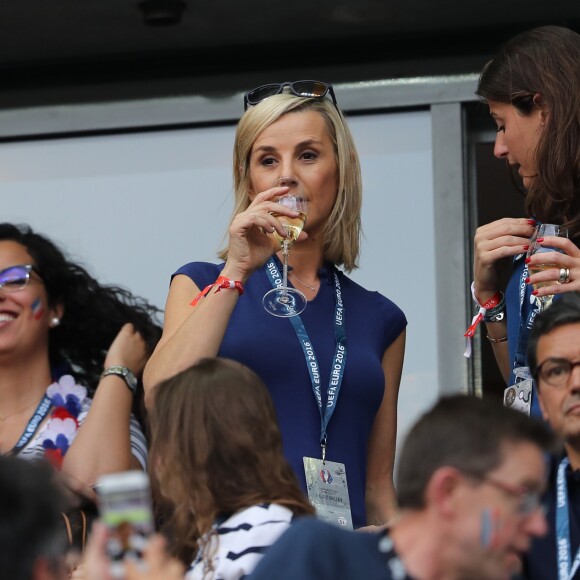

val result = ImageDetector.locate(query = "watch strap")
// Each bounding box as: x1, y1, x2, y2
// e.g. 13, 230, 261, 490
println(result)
101, 365, 137, 394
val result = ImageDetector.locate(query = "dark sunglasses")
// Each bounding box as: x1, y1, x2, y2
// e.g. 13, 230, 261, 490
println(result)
243, 80, 338, 111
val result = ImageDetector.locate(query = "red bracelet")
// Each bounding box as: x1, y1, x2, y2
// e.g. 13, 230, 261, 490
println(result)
464, 283, 504, 358
464, 292, 502, 339
190, 276, 244, 306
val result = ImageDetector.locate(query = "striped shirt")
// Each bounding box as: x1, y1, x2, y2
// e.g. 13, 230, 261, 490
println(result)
18, 395, 148, 469
187, 503, 296, 580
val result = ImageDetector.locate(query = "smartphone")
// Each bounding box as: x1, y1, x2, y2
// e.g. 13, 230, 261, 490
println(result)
95, 470, 154, 579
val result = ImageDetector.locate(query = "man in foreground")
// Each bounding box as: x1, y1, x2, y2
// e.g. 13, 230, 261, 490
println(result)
249, 394, 555, 580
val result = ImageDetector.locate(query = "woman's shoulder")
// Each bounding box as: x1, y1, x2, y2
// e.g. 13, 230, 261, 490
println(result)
171, 261, 224, 282
337, 270, 407, 320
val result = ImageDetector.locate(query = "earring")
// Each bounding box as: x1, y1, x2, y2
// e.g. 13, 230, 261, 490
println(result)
50, 317, 61, 327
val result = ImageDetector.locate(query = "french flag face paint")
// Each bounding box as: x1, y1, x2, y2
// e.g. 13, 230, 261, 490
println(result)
481, 508, 493, 548
31, 297, 45, 321
480, 507, 502, 549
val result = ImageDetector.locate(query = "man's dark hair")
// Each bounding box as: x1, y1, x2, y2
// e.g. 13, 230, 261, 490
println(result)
527, 292, 580, 377
396, 394, 556, 510
0, 456, 68, 579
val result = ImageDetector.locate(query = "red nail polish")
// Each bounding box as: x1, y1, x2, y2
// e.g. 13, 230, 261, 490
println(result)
527, 219, 536, 225
523, 245, 529, 251
537, 237, 544, 243
525, 277, 530, 283
532, 290, 538, 296
525, 258, 531, 264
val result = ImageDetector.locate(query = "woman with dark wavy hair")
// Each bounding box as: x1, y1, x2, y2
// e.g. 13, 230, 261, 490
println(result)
149, 357, 315, 579
0, 222, 161, 485
470, 25, 580, 415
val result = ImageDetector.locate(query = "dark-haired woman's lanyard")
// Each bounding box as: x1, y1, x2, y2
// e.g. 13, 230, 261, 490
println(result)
556, 457, 580, 580
509, 257, 539, 416
265, 259, 353, 529
9, 395, 52, 456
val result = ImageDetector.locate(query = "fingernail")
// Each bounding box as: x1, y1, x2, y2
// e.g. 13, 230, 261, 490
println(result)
536, 237, 544, 243
527, 219, 536, 225
525, 258, 531, 264
532, 290, 538, 296
525, 277, 530, 283
523, 245, 529, 251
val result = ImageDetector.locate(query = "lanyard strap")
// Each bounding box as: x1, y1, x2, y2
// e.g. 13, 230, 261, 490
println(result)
265, 260, 347, 460
513, 259, 539, 373
556, 457, 580, 580
10, 394, 52, 455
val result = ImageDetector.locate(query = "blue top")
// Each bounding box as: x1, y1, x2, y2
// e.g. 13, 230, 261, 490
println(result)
521, 454, 580, 580
173, 258, 407, 529
248, 517, 410, 580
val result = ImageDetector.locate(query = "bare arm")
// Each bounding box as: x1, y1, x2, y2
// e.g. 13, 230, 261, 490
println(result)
141, 270, 242, 406
142, 185, 305, 405
63, 323, 148, 484
473, 217, 535, 381
365, 328, 406, 526
483, 320, 511, 383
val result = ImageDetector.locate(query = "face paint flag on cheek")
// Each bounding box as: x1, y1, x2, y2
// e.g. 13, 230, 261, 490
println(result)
481, 507, 502, 549
31, 298, 44, 320
481, 508, 491, 547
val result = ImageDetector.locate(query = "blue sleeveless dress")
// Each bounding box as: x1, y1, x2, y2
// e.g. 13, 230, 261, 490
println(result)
173, 258, 407, 528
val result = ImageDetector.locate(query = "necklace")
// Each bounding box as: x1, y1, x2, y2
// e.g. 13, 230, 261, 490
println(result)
290, 273, 320, 292
0, 399, 39, 423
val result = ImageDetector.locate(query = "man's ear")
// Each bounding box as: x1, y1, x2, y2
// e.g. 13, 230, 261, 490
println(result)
424, 466, 464, 517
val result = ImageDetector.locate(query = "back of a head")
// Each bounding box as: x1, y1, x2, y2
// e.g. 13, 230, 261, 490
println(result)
396, 394, 556, 510
150, 358, 299, 503
527, 291, 580, 375
0, 456, 67, 580
150, 358, 313, 558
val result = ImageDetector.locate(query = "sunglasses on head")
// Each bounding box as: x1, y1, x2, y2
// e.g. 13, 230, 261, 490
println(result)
0, 264, 38, 293
243, 80, 339, 111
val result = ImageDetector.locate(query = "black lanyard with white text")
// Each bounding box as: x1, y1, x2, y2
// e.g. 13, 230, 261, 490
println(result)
10, 394, 52, 455
265, 260, 347, 460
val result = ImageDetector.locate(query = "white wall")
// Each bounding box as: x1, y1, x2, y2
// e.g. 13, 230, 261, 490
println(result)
0, 109, 438, 457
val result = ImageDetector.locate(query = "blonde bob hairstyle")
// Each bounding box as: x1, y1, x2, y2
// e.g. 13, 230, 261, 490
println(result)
218, 93, 363, 272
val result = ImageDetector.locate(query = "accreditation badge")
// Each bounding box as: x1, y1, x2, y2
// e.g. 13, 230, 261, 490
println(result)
504, 379, 533, 415
303, 457, 353, 530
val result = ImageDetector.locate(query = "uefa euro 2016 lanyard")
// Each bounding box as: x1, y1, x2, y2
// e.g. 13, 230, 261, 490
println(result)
506, 258, 539, 415
265, 259, 346, 460
10, 395, 52, 455
556, 457, 580, 580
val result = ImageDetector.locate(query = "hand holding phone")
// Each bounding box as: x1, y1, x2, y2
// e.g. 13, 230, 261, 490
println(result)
95, 471, 154, 579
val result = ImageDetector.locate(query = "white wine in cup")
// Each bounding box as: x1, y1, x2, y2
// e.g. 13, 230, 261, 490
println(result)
263, 179, 308, 317
527, 223, 568, 312
272, 203, 307, 247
